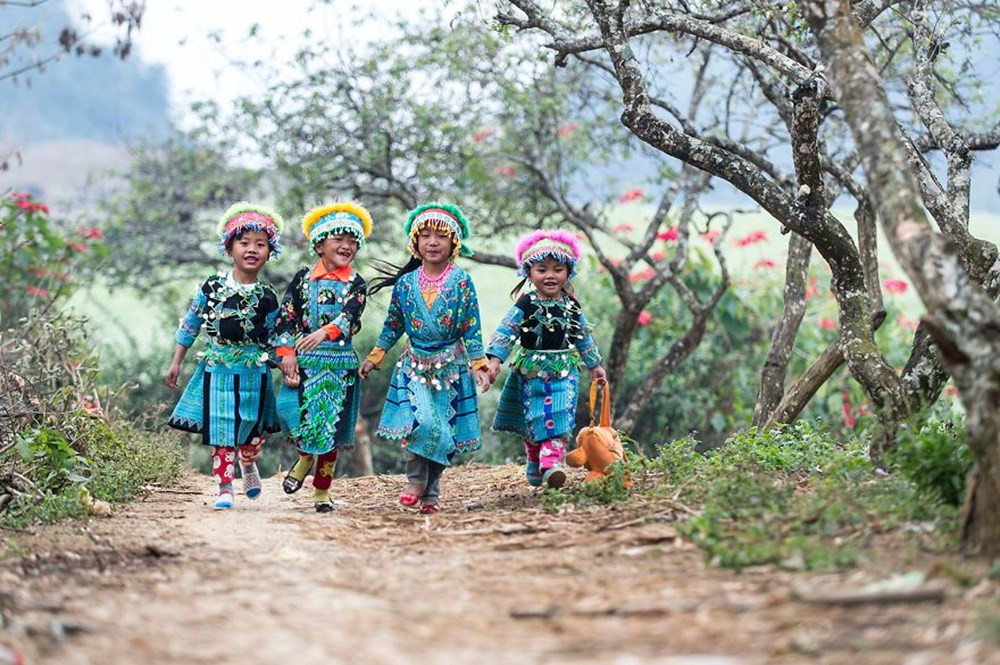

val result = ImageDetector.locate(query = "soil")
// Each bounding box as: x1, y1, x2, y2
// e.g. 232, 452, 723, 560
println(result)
1, 464, 998, 665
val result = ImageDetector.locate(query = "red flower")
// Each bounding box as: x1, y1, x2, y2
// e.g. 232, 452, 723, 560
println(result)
700, 230, 720, 244
15, 199, 32, 210
79, 227, 104, 239
657, 227, 679, 242
558, 122, 580, 137
883, 279, 908, 295
470, 127, 496, 144
28, 203, 49, 214
67, 242, 88, 252
493, 165, 516, 178
753, 259, 775, 270
26, 285, 50, 297
11, 191, 30, 199
637, 310, 653, 326
618, 188, 645, 204
818, 317, 837, 330
841, 391, 856, 428
805, 277, 821, 300
650, 250, 666, 262
613, 223, 634, 234
735, 230, 767, 247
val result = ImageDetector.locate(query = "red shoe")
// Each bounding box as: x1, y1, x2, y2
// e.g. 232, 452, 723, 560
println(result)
419, 501, 441, 514
399, 492, 420, 507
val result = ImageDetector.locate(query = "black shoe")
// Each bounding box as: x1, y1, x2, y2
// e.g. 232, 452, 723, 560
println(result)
315, 501, 334, 513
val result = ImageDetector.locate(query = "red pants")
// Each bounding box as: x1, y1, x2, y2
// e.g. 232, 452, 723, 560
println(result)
211, 438, 263, 484
298, 449, 338, 490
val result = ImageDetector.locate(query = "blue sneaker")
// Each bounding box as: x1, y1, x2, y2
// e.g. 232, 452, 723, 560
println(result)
214, 492, 234, 510
525, 461, 543, 487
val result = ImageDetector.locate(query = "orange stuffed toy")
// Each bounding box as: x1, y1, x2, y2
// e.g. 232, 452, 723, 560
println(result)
566, 379, 631, 488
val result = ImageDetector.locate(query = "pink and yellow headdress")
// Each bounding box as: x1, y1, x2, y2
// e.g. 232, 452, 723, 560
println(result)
514, 229, 583, 278
302, 201, 373, 253
404, 201, 474, 259
217, 201, 285, 257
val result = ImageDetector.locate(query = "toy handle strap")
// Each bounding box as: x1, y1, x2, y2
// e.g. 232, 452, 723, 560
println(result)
588, 378, 611, 428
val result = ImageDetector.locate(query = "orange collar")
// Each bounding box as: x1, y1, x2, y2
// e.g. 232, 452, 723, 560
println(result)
309, 261, 353, 282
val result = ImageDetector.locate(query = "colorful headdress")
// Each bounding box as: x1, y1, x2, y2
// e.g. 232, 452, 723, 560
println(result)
301, 201, 373, 253
404, 201, 474, 259
217, 201, 284, 257
515, 229, 583, 278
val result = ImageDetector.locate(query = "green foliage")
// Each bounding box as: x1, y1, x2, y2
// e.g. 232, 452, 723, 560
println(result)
886, 404, 971, 507
540, 460, 634, 511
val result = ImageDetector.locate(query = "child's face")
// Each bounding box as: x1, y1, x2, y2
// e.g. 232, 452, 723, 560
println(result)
316, 233, 358, 269
528, 258, 569, 298
416, 227, 455, 267
229, 229, 271, 274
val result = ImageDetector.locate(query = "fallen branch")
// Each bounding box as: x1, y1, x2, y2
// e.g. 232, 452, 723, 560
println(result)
793, 585, 946, 606
436, 523, 545, 537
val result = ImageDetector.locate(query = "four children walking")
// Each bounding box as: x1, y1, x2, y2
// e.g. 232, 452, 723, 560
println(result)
167, 200, 609, 511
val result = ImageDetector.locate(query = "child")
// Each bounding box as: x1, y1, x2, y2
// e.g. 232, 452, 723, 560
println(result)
165, 202, 284, 510
358, 202, 491, 514
486, 230, 606, 488
273, 202, 371, 513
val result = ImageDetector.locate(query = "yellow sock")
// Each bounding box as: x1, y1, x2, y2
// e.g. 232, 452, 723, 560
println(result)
289, 454, 313, 481
314, 488, 331, 503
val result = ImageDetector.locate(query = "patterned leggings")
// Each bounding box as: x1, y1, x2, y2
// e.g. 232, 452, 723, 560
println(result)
524, 438, 566, 470
298, 449, 338, 490
211, 437, 264, 485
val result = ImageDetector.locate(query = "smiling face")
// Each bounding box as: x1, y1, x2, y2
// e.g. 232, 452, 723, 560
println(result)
528, 257, 569, 298
228, 229, 271, 275
316, 233, 358, 270
415, 226, 455, 268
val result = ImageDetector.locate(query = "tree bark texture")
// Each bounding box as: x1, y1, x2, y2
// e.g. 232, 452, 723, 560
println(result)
799, 0, 1000, 554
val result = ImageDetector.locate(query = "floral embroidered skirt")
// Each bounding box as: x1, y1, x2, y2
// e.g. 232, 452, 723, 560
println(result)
168, 362, 280, 447
276, 347, 360, 455
376, 345, 481, 466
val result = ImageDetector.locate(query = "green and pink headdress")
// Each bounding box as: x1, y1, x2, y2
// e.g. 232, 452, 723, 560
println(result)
515, 229, 583, 278
217, 201, 285, 257
404, 202, 474, 259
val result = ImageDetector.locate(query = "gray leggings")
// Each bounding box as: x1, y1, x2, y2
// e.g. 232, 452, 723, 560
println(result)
406, 451, 453, 502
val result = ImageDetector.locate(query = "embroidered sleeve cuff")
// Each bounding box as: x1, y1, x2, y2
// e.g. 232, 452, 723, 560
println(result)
322, 323, 342, 341
275, 346, 295, 357
471, 357, 490, 372
365, 347, 387, 369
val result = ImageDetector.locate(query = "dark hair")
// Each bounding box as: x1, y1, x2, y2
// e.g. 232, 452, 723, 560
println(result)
225, 227, 273, 254
368, 256, 422, 296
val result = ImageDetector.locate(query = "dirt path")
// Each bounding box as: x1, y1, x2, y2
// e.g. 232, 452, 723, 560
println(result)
1, 465, 997, 664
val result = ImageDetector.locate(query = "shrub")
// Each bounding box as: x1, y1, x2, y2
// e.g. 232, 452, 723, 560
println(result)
886, 404, 971, 506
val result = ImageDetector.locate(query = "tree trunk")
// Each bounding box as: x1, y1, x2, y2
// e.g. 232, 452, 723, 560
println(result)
753, 232, 812, 426
351, 417, 374, 476
800, 0, 1000, 554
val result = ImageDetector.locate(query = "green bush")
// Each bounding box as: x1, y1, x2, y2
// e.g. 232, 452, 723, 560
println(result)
887, 404, 971, 506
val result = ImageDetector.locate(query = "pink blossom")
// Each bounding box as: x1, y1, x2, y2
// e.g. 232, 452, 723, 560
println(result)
493, 164, 516, 177
67, 242, 87, 252
700, 229, 720, 244
657, 227, 679, 242
805, 277, 821, 300
896, 315, 918, 331
883, 278, 908, 295
26, 285, 49, 297
470, 127, 496, 144
650, 250, 666, 262
753, 259, 775, 270
29, 203, 49, 214
637, 310, 653, 326
628, 267, 656, 283
10, 191, 30, 199
15, 199, 32, 210
558, 122, 580, 137
618, 188, 645, 204
613, 223, 635, 234
735, 230, 767, 247
818, 317, 837, 330
945, 385, 960, 398
79, 227, 104, 239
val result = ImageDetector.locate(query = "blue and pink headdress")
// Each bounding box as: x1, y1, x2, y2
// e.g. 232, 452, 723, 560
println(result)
514, 229, 583, 278
302, 201, 373, 253
217, 202, 285, 257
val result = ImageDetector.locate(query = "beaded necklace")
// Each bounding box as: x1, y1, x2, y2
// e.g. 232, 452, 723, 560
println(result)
417, 263, 453, 291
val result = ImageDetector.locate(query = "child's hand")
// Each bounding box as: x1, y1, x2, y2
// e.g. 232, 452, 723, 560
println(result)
165, 362, 181, 389
590, 365, 607, 383
358, 360, 376, 379
474, 368, 491, 393
487, 357, 501, 383
296, 329, 328, 353
280, 355, 300, 387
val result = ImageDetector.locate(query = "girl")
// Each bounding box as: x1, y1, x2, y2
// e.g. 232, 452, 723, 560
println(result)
486, 230, 606, 488
273, 202, 371, 513
166, 202, 284, 510
358, 202, 490, 514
